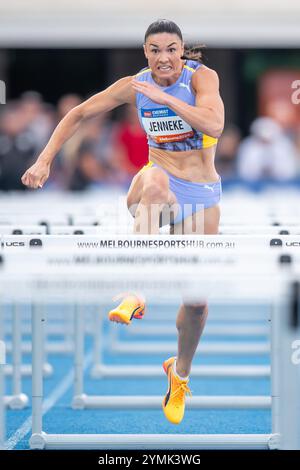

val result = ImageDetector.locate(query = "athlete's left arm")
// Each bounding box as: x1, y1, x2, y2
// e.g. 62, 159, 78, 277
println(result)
165, 67, 224, 138
132, 67, 224, 138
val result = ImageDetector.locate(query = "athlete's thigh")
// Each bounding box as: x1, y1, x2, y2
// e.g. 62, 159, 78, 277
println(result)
201, 204, 220, 234
171, 204, 220, 235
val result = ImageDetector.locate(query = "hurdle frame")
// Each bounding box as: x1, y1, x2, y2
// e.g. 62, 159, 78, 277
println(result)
29, 280, 300, 450
0, 235, 298, 449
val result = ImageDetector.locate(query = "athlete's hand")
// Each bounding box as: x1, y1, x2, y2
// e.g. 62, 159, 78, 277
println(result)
21, 158, 51, 189
131, 79, 168, 105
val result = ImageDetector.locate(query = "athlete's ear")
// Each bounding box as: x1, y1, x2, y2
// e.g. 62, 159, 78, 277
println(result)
143, 44, 148, 59
181, 42, 185, 56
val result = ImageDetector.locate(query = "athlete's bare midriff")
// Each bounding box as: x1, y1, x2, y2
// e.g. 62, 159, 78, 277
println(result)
149, 146, 220, 183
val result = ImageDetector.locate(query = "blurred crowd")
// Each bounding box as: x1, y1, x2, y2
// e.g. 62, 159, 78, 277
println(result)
1, 91, 300, 191
0, 91, 148, 191
216, 98, 300, 185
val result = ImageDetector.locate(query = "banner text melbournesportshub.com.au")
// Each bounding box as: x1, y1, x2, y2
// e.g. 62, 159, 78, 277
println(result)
76, 239, 236, 249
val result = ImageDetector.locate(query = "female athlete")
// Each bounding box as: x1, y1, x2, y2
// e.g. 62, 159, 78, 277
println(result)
21, 19, 224, 425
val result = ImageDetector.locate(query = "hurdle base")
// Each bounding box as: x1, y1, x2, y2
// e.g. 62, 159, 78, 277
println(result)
29, 432, 280, 450
71, 394, 271, 410
4, 393, 29, 410
72, 394, 88, 410
43, 363, 54, 377
30, 432, 47, 450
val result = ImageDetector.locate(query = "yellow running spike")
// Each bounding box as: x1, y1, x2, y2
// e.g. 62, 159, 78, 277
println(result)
108, 294, 145, 325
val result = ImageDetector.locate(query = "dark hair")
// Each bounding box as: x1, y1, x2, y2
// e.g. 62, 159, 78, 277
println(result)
144, 19, 205, 63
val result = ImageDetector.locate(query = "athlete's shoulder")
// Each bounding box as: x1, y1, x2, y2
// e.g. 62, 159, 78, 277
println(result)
194, 64, 219, 81
135, 66, 151, 80
192, 65, 220, 92
105, 75, 136, 105
183, 60, 203, 73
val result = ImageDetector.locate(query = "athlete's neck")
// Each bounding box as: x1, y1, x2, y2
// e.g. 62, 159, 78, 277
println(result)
151, 61, 185, 87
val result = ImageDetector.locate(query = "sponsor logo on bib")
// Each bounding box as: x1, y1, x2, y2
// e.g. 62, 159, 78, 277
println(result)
141, 107, 194, 143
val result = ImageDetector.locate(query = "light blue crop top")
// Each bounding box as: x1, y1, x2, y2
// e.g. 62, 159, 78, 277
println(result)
135, 60, 218, 152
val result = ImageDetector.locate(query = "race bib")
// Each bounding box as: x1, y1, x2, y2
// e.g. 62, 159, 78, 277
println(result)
141, 107, 194, 143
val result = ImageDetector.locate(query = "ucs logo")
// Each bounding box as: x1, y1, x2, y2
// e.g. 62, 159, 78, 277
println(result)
270, 240, 300, 248
270, 239, 282, 247
4, 242, 25, 247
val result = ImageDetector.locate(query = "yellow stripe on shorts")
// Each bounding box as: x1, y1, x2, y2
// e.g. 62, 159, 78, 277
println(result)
140, 161, 154, 173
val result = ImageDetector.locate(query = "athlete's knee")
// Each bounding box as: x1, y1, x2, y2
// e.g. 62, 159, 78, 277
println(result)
185, 302, 208, 316
141, 179, 169, 205
176, 302, 208, 331
126, 173, 143, 216
127, 196, 138, 217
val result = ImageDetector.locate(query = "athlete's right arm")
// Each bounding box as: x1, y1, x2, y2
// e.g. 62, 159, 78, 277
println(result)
21, 76, 135, 189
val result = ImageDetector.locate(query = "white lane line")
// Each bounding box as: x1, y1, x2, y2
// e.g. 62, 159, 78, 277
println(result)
5, 350, 93, 450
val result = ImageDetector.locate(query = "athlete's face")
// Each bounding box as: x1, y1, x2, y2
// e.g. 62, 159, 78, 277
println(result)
143, 33, 184, 81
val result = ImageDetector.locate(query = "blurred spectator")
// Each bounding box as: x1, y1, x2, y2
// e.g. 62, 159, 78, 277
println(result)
66, 114, 119, 191
0, 104, 37, 190
265, 98, 299, 138
112, 104, 148, 182
293, 125, 300, 174
215, 124, 241, 180
237, 117, 299, 182
57, 93, 82, 120
50, 94, 83, 189
19, 91, 54, 151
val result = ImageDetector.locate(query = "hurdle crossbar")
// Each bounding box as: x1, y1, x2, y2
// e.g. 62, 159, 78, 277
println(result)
72, 394, 271, 410
90, 364, 270, 379
29, 432, 279, 450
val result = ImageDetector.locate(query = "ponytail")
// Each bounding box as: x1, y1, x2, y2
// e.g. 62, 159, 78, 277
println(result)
181, 44, 205, 63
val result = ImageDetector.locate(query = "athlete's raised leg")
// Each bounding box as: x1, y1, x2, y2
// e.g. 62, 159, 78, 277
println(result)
108, 166, 178, 325
127, 166, 178, 234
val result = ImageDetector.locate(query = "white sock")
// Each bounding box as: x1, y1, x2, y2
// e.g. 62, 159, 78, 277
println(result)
173, 359, 189, 381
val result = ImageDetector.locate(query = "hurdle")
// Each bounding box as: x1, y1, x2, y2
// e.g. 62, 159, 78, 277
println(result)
26, 267, 299, 449
3, 301, 54, 384
125, 323, 269, 336
92, 297, 271, 378
0, 233, 292, 383
1, 237, 299, 449
109, 340, 270, 356
3, 304, 29, 409
75, 233, 294, 360
4, 304, 97, 357
0, 225, 47, 236
28, 284, 276, 448
219, 225, 300, 235
2, 302, 55, 409
0, 365, 4, 450
73, 304, 271, 410
91, 315, 271, 379
60, 243, 297, 418
0, 305, 5, 449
